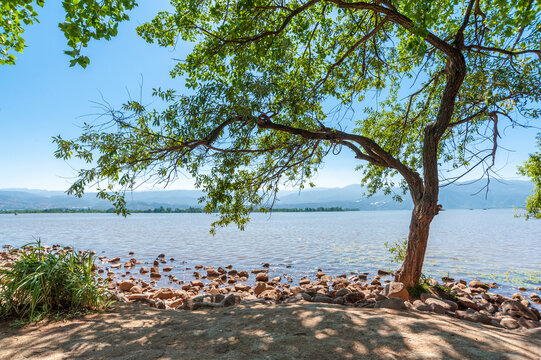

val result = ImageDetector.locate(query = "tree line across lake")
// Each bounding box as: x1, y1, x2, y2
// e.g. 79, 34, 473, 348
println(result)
0, 207, 359, 214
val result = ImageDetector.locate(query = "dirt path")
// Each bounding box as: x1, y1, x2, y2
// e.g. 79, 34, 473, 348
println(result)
0, 302, 539, 360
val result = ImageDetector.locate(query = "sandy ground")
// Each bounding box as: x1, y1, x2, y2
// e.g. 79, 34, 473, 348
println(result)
0, 302, 539, 360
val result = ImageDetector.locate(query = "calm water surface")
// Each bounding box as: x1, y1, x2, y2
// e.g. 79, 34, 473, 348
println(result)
1, 209, 540, 299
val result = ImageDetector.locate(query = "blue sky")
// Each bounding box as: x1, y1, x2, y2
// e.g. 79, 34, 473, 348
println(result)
0, 1, 538, 191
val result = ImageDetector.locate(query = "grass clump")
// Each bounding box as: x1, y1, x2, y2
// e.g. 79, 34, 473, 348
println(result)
0, 241, 111, 323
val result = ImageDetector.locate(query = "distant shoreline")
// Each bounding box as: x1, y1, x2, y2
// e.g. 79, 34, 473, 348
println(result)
0, 207, 361, 214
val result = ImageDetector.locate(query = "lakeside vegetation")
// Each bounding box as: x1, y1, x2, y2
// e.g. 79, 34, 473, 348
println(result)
0, 207, 360, 214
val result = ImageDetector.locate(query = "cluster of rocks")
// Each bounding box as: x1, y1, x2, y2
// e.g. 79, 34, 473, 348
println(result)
2, 244, 541, 334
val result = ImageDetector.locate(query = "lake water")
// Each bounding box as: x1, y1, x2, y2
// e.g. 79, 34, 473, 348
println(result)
1, 209, 540, 300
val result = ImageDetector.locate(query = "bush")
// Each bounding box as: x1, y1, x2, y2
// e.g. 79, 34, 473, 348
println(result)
0, 241, 111, 323
384, 238, 408, 264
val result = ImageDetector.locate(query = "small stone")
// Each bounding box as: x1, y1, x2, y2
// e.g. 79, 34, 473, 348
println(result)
207, 268, 220, 277
153, 288, 176, 300
518, 286, 527, 292
377, 269, 391, 276
254, 282, 267, 296
163, 266, 173, 272
468, 280, 490, 290
130, 286, 143, 294
109, 257, 120, 263
255, 272, 268, 282
116, 279, 135, 291
299, 278, 310, 286
222, 294, 241, 307
139, 266, 149, 274
191, 280, 204, 287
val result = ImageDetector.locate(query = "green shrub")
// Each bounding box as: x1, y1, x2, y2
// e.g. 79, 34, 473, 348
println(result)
0, 241, 111, 323
384, 238, 408, 264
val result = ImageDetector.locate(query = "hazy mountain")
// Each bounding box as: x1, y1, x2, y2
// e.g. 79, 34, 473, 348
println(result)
0, 180, 533, 211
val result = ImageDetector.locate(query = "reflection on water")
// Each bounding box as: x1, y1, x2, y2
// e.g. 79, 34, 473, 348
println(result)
0, 209, 540, 299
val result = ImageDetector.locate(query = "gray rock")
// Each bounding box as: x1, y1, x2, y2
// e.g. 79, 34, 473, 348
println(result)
500, 317, 520, 329
374, 297, 406, 310
456, 310, 491, 325
313, 294, 334, 304
222, 294, 241, 307
429, 303, 446, 314
424, 296, 458, 311
502, 300, 539, 321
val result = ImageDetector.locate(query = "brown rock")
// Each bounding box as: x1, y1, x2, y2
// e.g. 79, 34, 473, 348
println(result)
313, 295, 334, 304
383, 282, 409, 302
153, 288, 175, 300
130, 286, 143, 294
254, 282, 267, 296
458, 297, 481, 311
110, 263, 122, 269
116, 279, 136, 292
139, 266, 149, 274
191, 280, 204, 288
255, 272, 269, 282
238, 270, 249, 278
163, 266, 173, 272
109, 257, 121, 263
207, 268, 220, 277
299, 278, 310, 286
377, 269, 391, 276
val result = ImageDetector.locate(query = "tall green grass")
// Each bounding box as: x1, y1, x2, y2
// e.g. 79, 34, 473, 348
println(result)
0, 241, 111, 323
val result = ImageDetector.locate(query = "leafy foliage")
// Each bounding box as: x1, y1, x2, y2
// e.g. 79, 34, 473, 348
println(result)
0, 241, 111, 323
384, 238, 408, 264
54, 0, 541, 233
0, 0, 137, 66
518, 134, 541, 218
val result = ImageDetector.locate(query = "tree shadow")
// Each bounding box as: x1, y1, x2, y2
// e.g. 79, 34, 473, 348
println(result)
0, 302, 539, 359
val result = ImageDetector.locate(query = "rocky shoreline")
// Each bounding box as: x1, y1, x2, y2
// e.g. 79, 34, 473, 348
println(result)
1, 244, 540, 336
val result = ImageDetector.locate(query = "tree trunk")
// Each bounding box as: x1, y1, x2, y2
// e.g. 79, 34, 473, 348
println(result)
395, 200, 438, 288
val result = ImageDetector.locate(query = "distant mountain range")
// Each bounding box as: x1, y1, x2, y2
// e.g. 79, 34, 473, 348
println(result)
0, 180, 533, 211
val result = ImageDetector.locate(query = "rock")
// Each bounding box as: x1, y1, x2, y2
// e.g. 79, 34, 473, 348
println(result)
517, 317, 541, 329
139, 266, 149, 274
150, 272, 161, 279
424, 296, 458, 311
191, 280, 204, 288
255, 273, 268, 282
335, 288, 350, 298
207, 268, 220, 277
313, 295, 334, 304
500, 317, 520, 329
238, 270, 249, 278
518, 286, 527, 292
155, 300, 166, 310
456, 310, 492, 325
153, 288, 176, 300
383, 282, 409, 302
428, 303, 446, 314
262, 262, 270, 268
254, 282, 267, 296
344, 292, 365, 303
130, 286, 143, 294
468, 280, 490, 290
91, 263, 98, 272
457, 297, 481, 311
110, 263, 122, 269
109, 257, 121, 263
222, 294, 241, 307
530, 293, 541, 304
234, 283, 248, 291
127, 293, 149, 301
163, 266, 173, 272
412, 300, 431, 312
502, 300, 539, 321
116, 279, 136, 291
299, 278, 310, 286
374, 297, 406, 310
377, 269, 391, 276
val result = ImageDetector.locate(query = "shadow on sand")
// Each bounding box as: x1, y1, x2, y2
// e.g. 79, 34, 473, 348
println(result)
0, 302, 539, 359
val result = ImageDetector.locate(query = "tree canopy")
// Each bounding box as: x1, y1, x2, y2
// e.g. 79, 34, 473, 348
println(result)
53, 0, 541, 286
0, 0, 137, 66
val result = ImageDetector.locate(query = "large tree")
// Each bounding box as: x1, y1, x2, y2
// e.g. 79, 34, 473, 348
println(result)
54, 0, 541, 288
1, 0, 137, 66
